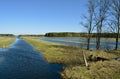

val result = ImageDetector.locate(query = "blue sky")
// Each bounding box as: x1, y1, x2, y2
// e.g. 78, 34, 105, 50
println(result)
0, 0, 87, 35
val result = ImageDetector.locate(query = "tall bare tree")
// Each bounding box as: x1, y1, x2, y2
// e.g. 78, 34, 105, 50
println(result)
111, 0, 120, 50
81, 0, 96, 50
94, 0, 110, 49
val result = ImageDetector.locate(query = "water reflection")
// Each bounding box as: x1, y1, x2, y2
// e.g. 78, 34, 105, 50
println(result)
0, 38, 62, 79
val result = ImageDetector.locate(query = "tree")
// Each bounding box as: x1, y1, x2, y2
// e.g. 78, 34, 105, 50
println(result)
81, 0, 96, 50
94, 0, 110, 49
111, 0, 120, 50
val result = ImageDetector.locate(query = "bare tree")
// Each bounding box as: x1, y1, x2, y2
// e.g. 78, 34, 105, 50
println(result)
94, 0, 110, 49
81, 0, 96, 50
111, 0, 120, 50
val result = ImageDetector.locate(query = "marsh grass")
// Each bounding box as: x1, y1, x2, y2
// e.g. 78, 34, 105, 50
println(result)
88, 50, 118, 59
62, 60, 120, 79
23, 37, 120, 79
23, 37, 87, 65
0, 37, 15, 48
23, 37, 119, 64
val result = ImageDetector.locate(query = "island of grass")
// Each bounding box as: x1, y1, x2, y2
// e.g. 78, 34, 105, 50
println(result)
0, 37, 15, 48
23, 37, 120, 79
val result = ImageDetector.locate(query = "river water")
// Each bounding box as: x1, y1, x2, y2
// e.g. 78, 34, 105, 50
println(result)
0, 38, 62, 79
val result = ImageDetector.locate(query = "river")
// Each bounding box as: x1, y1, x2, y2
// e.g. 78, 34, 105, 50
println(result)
0, 38, 62, 79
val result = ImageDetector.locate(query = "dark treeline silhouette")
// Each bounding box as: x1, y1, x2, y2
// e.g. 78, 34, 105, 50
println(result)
45, 32, 119, 38
45, 32, 86, 37
0, 34, 14, 37
19, 34, 44, 37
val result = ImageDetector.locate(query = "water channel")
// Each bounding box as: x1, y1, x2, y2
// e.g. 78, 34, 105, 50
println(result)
0, 38, 62, 79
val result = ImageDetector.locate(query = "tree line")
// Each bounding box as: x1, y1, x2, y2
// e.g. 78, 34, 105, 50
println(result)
45, 32, 120, 38
45, 32, 86, 37
0, 34, 14, 36
81, 0, 120, 50
19, 34, 44, 37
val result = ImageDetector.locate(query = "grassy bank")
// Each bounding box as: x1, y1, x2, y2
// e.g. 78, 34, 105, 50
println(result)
23, 37, 120, 79
62, 60, 120, 79
23, 37, 85, 65
0, 37, 15, 48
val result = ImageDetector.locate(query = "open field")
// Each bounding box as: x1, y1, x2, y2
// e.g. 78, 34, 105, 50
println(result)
23, 37, 120, 79
0, 37, 15, 48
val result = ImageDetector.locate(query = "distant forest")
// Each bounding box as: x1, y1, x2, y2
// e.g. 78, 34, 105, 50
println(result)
0, 33, 119, 38
45, 32, 119, 38
19, 34, 44, 37
0, 34, 14, 36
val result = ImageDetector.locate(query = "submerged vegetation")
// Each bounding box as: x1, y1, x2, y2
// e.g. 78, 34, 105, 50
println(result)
23, 37, 120, 79
0, 37, 15, 48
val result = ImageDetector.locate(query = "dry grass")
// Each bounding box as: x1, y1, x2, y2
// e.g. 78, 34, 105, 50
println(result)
88, 50, 118, 60
0, 37, 15, 48
62, 61, 120, 79
23, 37, 118, 64
23, 37, 120, 79
23, 37, 87, 65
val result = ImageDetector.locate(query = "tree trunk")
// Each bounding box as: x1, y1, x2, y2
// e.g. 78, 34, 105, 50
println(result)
87, 37, 90, 50
96, 27, 101, 50
115, 17, 119, 50
115, 34, 119, 50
